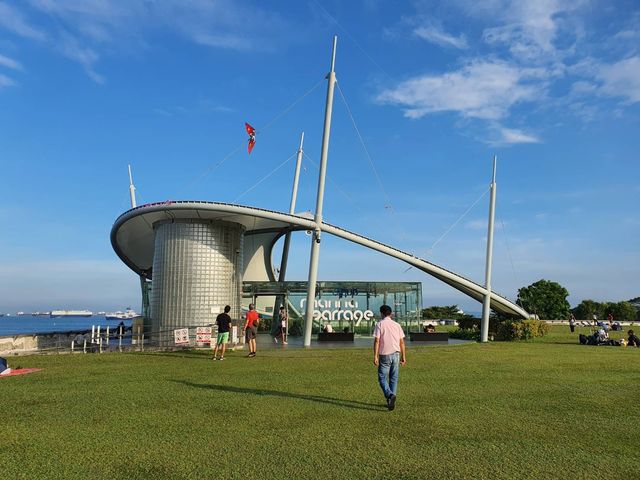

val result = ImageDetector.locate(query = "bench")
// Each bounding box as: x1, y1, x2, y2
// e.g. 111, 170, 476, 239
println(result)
409, 332, 449, 342
317, 332, 355, 342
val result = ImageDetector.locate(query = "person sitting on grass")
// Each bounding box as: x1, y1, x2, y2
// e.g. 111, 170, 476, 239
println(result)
627, 330, 640, 347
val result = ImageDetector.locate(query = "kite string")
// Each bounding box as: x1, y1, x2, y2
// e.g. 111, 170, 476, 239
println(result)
233, 152, 297, 203
173, 77, 325, 198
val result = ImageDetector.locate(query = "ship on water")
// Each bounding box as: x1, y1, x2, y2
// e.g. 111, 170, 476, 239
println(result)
50, 310, 93, 318
105, 308, 138, 320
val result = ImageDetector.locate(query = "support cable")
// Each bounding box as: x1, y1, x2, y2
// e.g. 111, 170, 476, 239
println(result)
311, 0, 395, 83
336, 81, 394, 212
303, 152, 362, 212
498, 216, 528, 308
233, 152, 297, 203
403, 187, 490, 272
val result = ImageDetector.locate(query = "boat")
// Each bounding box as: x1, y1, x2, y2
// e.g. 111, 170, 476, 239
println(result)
105, 308, 138, 320
50, 310, 93, 318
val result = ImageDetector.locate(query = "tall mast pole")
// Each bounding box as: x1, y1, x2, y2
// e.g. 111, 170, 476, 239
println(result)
272, 133, 305, 334
303, 36, 337, 347
480, 156, 497, 343
128, 164, 137, 208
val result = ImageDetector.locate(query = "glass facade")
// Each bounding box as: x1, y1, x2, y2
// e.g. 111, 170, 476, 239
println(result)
150, 220, 244, 343
242, 280, 422, 334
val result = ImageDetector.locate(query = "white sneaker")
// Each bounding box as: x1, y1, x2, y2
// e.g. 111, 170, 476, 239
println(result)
274, 338, 278, 344
283, 341, 288, 344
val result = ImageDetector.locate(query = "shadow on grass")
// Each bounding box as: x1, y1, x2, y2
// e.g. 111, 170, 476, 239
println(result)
174, 380, 387, 412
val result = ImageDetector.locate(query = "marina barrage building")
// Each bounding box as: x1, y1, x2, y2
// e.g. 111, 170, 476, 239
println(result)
110, 200, 527, 346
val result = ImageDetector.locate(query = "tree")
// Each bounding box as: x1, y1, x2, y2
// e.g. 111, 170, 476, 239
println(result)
572, 300, 604, 321
606, 301, 638, 322
421, 305, 475, 320
517, 279, 570, 320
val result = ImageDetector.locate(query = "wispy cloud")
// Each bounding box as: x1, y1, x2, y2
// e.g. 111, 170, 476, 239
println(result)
0, 1, 287, 83
377, 60, 544, 120
57, 32, 104, 84
0, 53, 23, 71
0, 73, 16, 88
493, 126, 540, 145
596, 56, 640, 103
0, 1, 46, 40
414, 22, 468, 49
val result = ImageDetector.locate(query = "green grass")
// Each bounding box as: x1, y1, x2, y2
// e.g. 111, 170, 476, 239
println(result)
2, 328, 639, 480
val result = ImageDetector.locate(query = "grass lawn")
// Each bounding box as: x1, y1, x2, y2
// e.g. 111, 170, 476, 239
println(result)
2, 326, 639, 479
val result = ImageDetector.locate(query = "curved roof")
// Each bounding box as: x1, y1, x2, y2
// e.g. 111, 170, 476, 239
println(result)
111, 200, 530, 318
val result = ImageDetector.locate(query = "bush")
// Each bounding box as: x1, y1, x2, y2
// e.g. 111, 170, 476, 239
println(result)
288, 319, 303, 337
449, 328, 480, 341
496, 319, 549, 340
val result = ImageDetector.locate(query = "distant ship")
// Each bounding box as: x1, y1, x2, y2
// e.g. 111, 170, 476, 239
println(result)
31, 312, 51, 317
50, 310, 93, 318
105, 308, 138, 320
17, 311, 26, 316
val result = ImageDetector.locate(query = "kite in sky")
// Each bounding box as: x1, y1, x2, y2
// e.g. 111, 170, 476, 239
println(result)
245, 122, 256, 154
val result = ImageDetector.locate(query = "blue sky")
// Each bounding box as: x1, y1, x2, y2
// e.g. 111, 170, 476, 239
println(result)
0, 0, 638, 313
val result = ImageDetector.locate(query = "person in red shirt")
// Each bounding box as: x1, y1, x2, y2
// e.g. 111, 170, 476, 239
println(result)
243, 304, 259, 357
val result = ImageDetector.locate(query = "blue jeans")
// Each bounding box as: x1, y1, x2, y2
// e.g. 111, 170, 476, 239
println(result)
377, 352, 400, 399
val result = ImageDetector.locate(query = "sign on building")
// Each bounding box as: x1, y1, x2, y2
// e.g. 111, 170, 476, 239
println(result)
196, 327, 212, 345
174, 328, 189, 345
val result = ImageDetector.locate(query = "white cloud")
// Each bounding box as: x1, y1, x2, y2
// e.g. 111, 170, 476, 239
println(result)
377, 60, 544, 120
475, 0, 583, 62
57, 32, 104, 84
0, 1, 46, 40
0, 0, 286, 83
465, 219, 487, 230
414, 23, 468, 49
0, 53, 23, 71
596, 56, 640, 103
495, 126, 540, 144
0, 73, 16, 88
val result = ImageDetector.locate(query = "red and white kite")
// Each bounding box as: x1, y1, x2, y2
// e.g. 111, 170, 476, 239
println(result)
245, 122, 256, 154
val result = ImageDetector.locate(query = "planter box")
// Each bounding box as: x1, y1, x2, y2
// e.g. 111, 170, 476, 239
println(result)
317, 332, 355, 342
409, 332, 449, 342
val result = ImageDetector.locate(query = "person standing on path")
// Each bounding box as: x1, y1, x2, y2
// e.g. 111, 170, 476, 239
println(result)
274, 306, 288, 344
373, 304, 406, 411
243, 304, 259, 357
212, 305, 232, 361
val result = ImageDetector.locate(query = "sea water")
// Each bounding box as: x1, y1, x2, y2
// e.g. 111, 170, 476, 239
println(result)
0, 315, 134, 337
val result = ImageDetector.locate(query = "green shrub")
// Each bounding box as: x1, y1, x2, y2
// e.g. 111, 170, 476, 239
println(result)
496, 319, 549, 340
288, 319, 303, 337
449, 328, 480, 341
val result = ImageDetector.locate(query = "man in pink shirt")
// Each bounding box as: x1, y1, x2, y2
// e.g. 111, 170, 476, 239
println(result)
373, 304, 406, 411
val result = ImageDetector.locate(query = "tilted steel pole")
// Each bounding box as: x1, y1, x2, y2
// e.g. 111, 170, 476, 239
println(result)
272, 132, 305, 335
480, 156, 497, 342
303, 36, 337, 347
128, 164, 137, 208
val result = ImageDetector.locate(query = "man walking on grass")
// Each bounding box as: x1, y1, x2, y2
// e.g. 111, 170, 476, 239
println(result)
373, 304, 406, 411
212, 305, 232, 361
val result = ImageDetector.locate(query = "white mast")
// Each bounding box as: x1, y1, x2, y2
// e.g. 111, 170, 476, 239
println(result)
271, 133, 305, 334
128, 164, 137, 208
303, 36, 337, 347
480, 156, 497, 342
